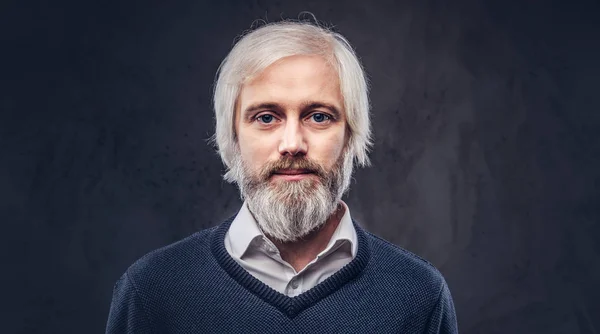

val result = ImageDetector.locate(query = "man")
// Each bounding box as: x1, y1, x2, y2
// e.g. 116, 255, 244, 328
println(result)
106, 19, 458, 333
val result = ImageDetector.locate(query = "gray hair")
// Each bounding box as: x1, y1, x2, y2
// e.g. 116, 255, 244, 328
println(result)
209, 20, 373, 183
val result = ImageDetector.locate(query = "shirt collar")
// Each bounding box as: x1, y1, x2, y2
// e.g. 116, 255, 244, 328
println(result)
227, 200, 358, 259
227, 201, 264, 259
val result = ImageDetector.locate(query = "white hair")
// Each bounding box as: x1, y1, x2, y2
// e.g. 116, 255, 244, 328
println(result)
209, 20, 373, 183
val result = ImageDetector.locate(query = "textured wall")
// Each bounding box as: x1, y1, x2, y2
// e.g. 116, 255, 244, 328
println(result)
2, 0, 599, 333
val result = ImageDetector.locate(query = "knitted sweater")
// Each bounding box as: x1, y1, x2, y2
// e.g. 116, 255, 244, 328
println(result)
106, 216, 458, 333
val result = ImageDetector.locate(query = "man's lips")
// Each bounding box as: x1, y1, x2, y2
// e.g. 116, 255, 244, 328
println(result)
272, 169, 314, 175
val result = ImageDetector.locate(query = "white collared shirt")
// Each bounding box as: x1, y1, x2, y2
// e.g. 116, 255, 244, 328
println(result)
224, 200, 358, 297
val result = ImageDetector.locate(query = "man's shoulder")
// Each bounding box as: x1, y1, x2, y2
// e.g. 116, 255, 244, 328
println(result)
363, 230, 447, 291
124, 224, 220, 284
360, 230, 458, 332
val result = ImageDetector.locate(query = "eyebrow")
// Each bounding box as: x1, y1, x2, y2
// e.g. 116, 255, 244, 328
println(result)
243, 101, 342, 120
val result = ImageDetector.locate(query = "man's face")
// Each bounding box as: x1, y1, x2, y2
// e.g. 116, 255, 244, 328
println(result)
233, 55, 350, 242
235, 54, 346, 183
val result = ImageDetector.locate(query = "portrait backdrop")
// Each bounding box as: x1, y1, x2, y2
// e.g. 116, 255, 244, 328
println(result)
1, 0, 599, 333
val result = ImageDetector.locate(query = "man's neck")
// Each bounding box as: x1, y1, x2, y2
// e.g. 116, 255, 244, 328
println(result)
269, 202, 346, 272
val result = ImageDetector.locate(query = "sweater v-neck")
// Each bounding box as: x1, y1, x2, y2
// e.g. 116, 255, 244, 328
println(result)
210, 215, 371, 318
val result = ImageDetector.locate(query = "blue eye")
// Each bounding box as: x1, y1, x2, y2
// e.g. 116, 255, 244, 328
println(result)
311, 113, 330, 123
258, 114, 274, 123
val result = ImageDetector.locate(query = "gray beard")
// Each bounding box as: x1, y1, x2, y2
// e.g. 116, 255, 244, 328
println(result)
231, 149, 354, 243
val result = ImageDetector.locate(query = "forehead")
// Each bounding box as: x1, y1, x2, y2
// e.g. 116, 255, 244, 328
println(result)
238, 55, 343, 112
248, 54, 336, 84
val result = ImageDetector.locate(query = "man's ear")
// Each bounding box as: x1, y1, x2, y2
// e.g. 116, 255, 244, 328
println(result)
343, 124, 352, 150
232, 99, 240, 141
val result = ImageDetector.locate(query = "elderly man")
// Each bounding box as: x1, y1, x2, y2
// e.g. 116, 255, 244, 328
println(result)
106, 20, 458, 333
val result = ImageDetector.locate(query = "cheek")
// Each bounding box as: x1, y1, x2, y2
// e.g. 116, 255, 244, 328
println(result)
313, 133, 346, 168
239, 138, 272, 171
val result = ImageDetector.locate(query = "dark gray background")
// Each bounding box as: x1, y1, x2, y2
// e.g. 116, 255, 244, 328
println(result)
2, 0, 599, 333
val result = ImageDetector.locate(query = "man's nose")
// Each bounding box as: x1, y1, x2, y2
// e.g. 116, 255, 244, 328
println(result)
278, 119, 307, 157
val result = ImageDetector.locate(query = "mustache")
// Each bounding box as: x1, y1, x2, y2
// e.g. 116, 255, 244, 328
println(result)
259, 156, 326, 180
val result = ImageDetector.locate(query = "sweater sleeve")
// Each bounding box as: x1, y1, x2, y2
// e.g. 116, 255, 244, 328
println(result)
105, 272, 153, 334
424, 280, 458, 334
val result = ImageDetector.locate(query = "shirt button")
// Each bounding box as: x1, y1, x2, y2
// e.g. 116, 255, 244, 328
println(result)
290, 278, 299, 289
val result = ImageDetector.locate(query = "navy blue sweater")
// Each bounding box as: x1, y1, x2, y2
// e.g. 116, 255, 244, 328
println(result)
106, 216, 458, 333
